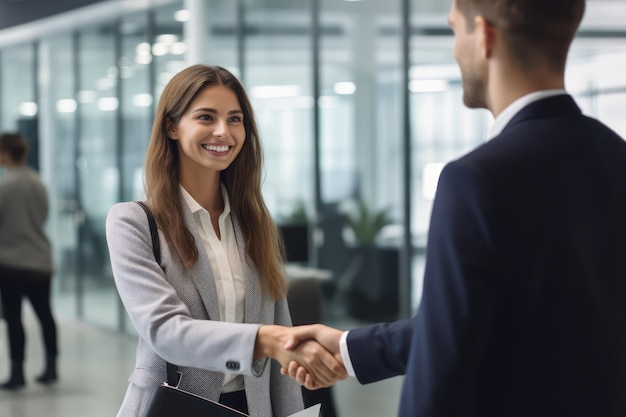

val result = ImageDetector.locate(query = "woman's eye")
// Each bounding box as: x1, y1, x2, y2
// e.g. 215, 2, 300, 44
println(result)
229, 116, 242, 123
199, 114, 212, 121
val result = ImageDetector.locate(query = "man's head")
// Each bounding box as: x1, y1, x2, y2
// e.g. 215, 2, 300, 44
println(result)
0, 133, 28, 167
448, 0, 585, 109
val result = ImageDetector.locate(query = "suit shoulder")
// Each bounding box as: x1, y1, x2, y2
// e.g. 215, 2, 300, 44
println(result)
107, 200, 143, 216
583, 115, 626, 143
106, 201, 146, 229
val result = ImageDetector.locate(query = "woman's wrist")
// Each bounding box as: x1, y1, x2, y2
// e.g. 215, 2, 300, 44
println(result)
254, 325, 283, 360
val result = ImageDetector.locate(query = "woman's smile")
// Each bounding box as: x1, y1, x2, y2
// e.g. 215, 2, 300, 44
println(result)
202, 143, 232, 155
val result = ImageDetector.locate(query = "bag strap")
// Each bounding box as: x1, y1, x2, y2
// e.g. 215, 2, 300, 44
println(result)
135, 201, 179, 388
136, 201, 162, 270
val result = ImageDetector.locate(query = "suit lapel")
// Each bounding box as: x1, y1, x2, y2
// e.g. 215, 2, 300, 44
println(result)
181, 201, 221, 321
232, 216, 263, 325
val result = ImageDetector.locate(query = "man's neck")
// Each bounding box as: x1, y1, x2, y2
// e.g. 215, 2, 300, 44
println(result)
488, 63, 565, 118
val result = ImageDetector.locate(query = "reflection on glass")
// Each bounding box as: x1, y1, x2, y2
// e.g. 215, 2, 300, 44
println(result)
0, 45, 35, 130
43, 35, 79, 318
244, 0, 314, 221
77, 24, 119, 328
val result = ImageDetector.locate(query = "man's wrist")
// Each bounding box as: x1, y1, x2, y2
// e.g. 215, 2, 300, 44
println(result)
339, 330, 356, 378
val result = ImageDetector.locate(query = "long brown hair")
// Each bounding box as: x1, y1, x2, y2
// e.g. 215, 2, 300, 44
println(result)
144, 64, 287, 300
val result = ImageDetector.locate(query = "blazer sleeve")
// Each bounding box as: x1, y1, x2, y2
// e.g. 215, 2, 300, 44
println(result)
105, 202, 263, 376
346, 318, 413, 384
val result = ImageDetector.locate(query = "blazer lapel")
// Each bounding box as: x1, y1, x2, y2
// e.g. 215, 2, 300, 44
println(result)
181, 201, 221, 321
232, 216, 263, 325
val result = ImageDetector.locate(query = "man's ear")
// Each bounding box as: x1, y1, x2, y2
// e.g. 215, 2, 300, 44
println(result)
165, 118, 179, 140
475, 16, 497, 59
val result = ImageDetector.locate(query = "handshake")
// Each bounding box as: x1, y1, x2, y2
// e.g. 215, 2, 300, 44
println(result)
255, 324, 348, 390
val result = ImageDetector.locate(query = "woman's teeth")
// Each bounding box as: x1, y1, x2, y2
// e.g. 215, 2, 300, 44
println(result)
203, 144, 229, 152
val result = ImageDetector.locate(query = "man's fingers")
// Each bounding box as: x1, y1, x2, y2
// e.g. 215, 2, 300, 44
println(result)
284, 325, 319, 350
289, 341, 331, 385
293, 340, 347, 386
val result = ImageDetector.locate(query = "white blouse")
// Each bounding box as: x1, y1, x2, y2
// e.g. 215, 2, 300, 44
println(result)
180, 184, 245, 393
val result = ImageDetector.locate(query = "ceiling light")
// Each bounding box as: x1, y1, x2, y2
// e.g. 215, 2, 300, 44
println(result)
409, 79, 448, 93
56, 99, 77, 113
174, 9, 190, 22
97, 97, 119, 111
19, 102, 38, 117
333, 82, 356, 95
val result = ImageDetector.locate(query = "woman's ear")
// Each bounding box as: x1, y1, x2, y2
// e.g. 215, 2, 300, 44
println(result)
165, 118, 179, 140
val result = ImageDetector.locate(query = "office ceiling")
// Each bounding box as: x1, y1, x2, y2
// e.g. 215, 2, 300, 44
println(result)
0, 0, 105, 30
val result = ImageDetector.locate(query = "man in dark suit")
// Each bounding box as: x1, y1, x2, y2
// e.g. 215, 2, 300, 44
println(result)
282, 0, 626, 415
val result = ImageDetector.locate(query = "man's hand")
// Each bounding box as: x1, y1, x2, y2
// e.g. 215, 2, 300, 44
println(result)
283, 324, 343, 355
280, 324, 345, 388
254, 325, 347, 390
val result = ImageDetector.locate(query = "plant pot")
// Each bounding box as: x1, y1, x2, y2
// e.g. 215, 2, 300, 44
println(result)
346, 246, 399, 321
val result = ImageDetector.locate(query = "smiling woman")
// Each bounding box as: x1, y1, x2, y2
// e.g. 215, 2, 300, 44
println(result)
105, 64, 345, 417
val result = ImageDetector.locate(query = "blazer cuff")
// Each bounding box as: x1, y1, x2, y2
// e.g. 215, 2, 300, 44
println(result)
252, 357, 268, 377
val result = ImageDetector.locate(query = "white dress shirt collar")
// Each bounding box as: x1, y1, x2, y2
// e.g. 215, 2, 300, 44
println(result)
488, 89, 567, 140
180, 183, 231, 219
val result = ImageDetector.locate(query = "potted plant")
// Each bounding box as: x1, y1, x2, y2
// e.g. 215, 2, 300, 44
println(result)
278, 200, 310, 264
343, 199, 399, 321
345, 199, 392, 246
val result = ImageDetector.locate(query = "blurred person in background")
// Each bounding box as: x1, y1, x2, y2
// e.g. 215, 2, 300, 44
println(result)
0, 132, 58, 390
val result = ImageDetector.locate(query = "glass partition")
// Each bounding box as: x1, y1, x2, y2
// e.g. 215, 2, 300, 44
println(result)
77, 24, 119, 328
0, 45, 36, 133
120, 13, 153, 203
204, 0, 239, 71
153, 1, 186, 104
316, 0, 405, 322
568, 41, 626, 138
242, 0, 314, 221
41, 34, 80, 318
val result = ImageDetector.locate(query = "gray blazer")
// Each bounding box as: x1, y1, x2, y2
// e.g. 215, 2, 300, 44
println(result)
106, 201, 303, 417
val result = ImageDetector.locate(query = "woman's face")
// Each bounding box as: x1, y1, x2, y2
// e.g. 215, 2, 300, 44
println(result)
168, 84, 246, 179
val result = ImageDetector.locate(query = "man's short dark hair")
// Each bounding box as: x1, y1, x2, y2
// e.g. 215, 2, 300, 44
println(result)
455, 0, 586, 72
0, 132, 29, 163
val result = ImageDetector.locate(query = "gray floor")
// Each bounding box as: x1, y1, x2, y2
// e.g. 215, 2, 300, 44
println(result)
0, 304, 403, 417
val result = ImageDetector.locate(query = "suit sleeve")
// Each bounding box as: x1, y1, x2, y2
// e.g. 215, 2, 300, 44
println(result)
346, 319, 414, 383
399, 160, 500, 416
